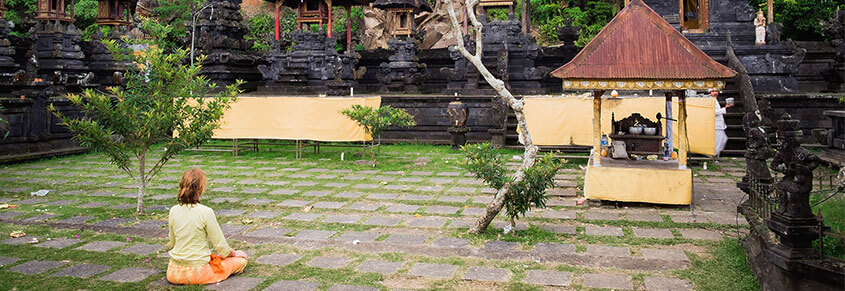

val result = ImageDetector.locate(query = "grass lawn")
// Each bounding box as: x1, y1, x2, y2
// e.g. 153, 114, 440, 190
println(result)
0, 143, 758, 290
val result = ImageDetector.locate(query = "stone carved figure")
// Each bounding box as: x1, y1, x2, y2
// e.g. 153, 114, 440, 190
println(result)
769, 113, 821, 218
741, 111, 772, 191
754, 9, 766, 45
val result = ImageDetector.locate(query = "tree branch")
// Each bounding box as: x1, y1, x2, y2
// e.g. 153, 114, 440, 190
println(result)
444, 0, 539, 234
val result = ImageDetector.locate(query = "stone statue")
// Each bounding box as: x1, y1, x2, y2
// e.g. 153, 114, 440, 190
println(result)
739, 111, 772, 193
765, 113, 827, 262
754, 9, 766, 46
769, 113, 820, 218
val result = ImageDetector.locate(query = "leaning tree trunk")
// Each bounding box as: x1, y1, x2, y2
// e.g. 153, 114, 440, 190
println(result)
444, 0, 540, 234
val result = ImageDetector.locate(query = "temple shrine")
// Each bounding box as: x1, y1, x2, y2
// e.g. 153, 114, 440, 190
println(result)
551, 0, 736, 204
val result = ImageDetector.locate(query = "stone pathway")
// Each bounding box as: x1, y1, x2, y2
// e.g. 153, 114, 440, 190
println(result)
0, 151, 749, 290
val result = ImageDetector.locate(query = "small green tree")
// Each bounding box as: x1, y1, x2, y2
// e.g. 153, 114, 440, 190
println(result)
460, 143, 564, 230
340, 105, 415, 165
49, 20, 241, 214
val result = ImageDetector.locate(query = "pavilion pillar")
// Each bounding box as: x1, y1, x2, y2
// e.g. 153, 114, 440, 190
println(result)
767, 0, 773, 24
664, 91, 674, 153
275, 3, 280, 40
327, 0, 333, 38
346, 5, 352, 53
677, 91, 688, 169
592, 90, 604, 167
521, 0, 529, 33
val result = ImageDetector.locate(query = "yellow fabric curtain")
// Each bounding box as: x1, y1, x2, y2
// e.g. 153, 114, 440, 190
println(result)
211, 96, 381, 142
523, 96, 716, 156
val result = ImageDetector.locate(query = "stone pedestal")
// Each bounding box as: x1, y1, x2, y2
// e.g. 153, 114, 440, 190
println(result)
766, 214, 820, 263
447, 126, 469, 149
441, 14, 547, 95
259, 30, 359, 96
190, 0, 260, 90
377, 38, 426, 93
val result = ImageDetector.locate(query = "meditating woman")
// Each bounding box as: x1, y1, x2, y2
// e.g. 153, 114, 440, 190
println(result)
165, 168, 248, 285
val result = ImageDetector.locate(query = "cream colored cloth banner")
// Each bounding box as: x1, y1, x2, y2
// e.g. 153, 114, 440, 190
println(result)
523, 96, 716, 156
212, 97, 381, 142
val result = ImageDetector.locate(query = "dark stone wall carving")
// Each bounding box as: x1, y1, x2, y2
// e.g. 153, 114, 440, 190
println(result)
379, 95, 505, 145
0, 92, 83, 158
761, 93, 844, 140
440, 14, 547, 95
29, 21, 91, 85
258, 30, 359, 96
377, 38, 427, 93
189, 0, 261, 90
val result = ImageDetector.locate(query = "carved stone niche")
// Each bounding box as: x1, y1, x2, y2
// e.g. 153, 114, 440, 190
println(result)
258, 29, 360, 95
441, 14, 547, 95
376, 38, 426, 93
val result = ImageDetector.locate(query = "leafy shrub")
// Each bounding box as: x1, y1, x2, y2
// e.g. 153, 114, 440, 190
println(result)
3, 0, 36, 36
460, 143, 565, 226
244, 12, 274, 52
341, 105, 415, 164
74, 0, 98, 40
532, 0, 615, 47
747, 0, 844, 41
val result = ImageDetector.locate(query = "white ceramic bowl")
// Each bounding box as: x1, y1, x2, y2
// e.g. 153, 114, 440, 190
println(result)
643, 127, 656, 135
629, 126, 643, 135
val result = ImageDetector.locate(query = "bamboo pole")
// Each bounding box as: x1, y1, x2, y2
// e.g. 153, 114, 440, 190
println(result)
592, 90, 603, 167
677, 91, 688, 169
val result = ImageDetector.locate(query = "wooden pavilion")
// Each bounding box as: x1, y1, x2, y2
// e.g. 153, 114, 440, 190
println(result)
550, 0, 736, 205
269, 0, 369, 50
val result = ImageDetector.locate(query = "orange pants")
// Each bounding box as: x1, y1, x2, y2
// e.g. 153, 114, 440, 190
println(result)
166, 256, 248, 285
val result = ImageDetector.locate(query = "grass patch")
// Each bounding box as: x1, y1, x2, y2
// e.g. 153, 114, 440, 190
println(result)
675, 238, 759, 291
811, 190, 845, 259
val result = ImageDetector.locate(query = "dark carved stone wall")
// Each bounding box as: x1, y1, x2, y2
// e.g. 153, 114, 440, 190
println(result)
762, 93, 845, 140
380, 95, 505, 145
0, 96, 84, 159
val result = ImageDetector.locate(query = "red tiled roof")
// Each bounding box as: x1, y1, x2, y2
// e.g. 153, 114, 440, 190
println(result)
550, 0, 736, 81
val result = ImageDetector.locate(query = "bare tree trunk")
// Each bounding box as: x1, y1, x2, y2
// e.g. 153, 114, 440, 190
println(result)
444, 0, 539, 234
136, 152, 146, 215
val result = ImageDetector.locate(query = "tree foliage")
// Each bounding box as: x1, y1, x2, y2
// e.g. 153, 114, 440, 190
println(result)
532, 0, 616, 46
341, 105, 415, 164
49, 20, 241, 214
748, 0, 844, 41
460, 143, 564, 227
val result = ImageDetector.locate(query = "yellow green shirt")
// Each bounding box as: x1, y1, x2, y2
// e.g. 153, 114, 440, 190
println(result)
165, 203, 232, 267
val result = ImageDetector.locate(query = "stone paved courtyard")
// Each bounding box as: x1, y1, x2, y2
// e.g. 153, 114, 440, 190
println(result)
0, 145, 751, 290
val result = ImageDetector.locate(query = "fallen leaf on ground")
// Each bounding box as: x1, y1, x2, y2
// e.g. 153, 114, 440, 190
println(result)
9, 231, 25, 238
